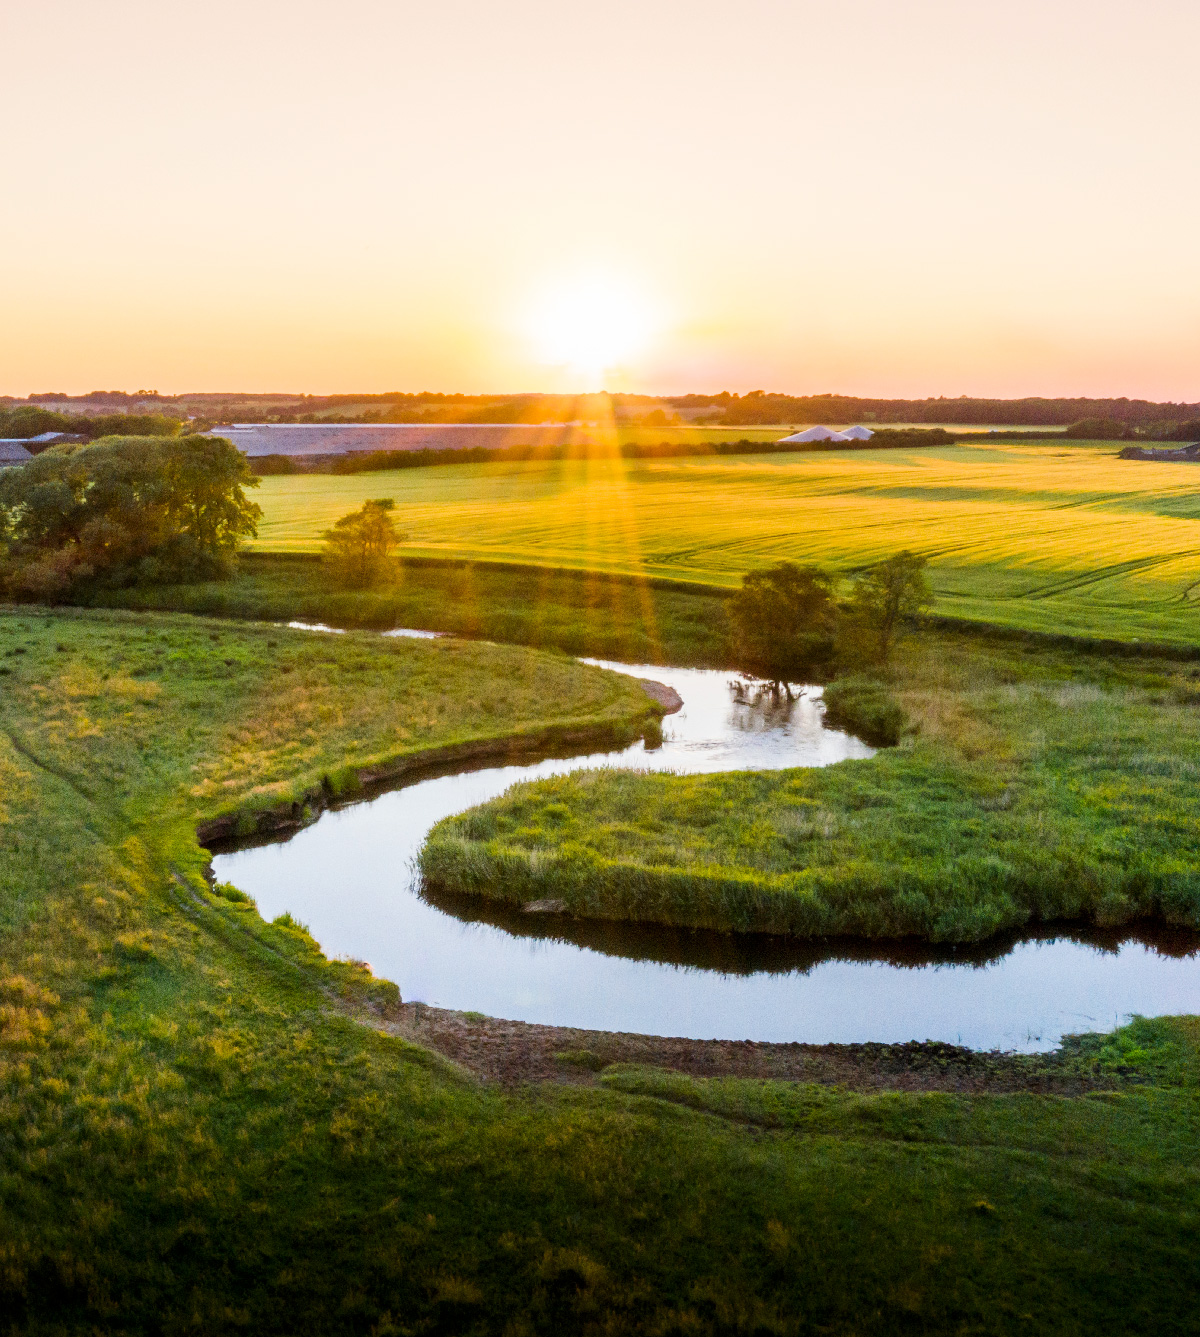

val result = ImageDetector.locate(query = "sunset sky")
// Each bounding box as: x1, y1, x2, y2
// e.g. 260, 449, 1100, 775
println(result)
4, 1, 1199, 399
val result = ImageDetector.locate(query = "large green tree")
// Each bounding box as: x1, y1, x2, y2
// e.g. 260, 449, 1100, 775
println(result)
0, 435, 260, 598
727, 561, 837, 686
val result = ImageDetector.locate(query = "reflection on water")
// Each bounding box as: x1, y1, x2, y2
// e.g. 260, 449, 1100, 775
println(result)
212, 654, 1200, 1053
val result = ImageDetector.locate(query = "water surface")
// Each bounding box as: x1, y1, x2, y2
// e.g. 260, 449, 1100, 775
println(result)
213, 655, 1200, 1052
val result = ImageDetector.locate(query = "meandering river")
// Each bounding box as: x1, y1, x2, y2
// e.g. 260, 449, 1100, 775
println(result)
212, 649, 1200, 1053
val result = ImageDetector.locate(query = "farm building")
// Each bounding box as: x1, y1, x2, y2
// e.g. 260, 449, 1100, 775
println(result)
777, 425, 850, 444
777, 424, 875, 445
0, 440, 33, 466
204, 423, 602, 458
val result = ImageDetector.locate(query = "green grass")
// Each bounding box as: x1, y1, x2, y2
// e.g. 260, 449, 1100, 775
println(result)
3, 607, 1200, 1328
240, 439, 1200, 648
83, 553, 733, 667
422, 630, 1200, 943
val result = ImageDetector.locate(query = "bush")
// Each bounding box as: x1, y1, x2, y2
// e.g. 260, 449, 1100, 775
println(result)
249, 453, 298, 475
821, 677, 907, 746
0, 406, 181, 442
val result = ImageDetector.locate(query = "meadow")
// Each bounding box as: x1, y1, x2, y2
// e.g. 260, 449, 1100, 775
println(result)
244, 439, 1200, 647
422, 630, 1200, 942
86, 553, 733, 666
4, 605, 1200, 1331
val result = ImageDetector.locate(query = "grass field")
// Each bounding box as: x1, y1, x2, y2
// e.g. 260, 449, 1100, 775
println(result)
244, 439, 1200, 647
4, 605, 1200, 1331
422, 630, 1200, 942
85, 554, 734, 666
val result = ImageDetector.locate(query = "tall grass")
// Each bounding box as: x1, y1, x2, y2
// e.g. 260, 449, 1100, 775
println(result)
422, 632, 1200, 942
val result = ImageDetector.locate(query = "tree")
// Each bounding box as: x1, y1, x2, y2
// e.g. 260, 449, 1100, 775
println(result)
0, 435, 261, 599
727, 561, 836, 688
843, 551, 930, 664
321, 498, 405, 587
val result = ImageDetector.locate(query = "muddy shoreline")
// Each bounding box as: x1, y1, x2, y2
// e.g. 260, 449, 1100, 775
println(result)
384, 1002, 1116, 1094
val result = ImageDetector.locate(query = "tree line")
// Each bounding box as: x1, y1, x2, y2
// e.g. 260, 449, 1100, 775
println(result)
0, 406, 183, 445
665, 391, 1200, 430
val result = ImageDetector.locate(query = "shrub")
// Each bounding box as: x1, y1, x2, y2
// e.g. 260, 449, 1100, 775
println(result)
0, 406, 181, 442
1062, 417, 1129, 440
249, 453, 298, 476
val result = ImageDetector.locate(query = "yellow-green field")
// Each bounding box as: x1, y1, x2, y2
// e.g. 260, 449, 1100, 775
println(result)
248, 440, 1200, 646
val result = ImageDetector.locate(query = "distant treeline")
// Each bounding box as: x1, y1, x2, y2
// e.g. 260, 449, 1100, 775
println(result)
247, 429, 959, 476
0, 406, 182, 446
664, 392, 1200, 429
10, 388, 1200, 431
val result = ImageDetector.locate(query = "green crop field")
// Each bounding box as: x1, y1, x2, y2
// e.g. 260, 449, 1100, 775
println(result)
246, 440, 1200, 648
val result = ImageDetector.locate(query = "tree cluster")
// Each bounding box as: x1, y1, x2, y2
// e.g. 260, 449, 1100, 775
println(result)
0, 436, 261, 600
0, 406, 183, 446
728, 553, 931, 685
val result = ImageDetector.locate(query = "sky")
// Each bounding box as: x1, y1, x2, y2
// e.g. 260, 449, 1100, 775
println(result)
3, 0, 1199, 400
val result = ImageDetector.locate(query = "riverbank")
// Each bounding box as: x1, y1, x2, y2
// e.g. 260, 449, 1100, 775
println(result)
422, 630, 1200, 944
387, 1000, 1162, 1093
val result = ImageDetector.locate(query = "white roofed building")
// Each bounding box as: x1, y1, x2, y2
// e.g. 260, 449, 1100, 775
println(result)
777, 425, 850, 444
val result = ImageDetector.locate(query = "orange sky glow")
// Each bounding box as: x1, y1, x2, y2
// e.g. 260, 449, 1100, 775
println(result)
3, 1, 1199, 400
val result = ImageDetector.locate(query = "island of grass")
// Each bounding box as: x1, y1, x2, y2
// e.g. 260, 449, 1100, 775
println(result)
421, 627, 1200, 943
4, 603, 1200, 1329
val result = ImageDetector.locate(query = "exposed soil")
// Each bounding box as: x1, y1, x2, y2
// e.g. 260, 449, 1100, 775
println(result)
386, 1002, 1113, 1095
637, 678, 684, 713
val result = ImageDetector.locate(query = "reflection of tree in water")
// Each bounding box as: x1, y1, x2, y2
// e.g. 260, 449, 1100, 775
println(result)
728, 676, 811, 733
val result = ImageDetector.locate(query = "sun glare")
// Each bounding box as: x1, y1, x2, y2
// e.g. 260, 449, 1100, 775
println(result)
527, 275, 656, 390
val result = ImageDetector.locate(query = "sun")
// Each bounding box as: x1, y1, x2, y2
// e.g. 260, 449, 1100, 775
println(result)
527, 275, 656, 390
